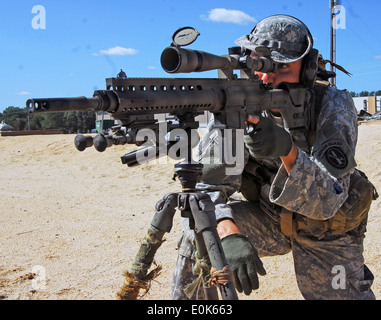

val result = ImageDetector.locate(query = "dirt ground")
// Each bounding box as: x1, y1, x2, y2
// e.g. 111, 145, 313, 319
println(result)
0, 121, 380, 300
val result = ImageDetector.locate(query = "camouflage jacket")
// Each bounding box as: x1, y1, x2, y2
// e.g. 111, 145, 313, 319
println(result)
195, 85, 358, 222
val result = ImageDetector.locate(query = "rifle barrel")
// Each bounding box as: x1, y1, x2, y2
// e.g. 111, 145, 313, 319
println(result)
27, 96, 102, 113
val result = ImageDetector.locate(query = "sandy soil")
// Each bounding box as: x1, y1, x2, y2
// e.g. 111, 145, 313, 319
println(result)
0, 121, 380, 300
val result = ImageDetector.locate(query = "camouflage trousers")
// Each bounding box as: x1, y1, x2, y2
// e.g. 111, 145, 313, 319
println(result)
171, 200, 375, 300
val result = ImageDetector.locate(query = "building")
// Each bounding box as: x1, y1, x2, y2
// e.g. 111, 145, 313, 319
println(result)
95, 112, 119, 132
352, 96, 381, 114
0, 121, 14, 131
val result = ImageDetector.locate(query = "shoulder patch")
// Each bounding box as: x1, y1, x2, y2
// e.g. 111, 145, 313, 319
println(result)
314, 135, 356, 177
325, 146, 348, 169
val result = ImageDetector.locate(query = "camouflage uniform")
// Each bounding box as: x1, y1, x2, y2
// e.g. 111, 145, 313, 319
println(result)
171, 15, 375, 300
171, 85, 375, 300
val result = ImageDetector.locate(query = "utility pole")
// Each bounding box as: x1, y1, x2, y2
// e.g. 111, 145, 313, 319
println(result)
330, 0, 337, 86
27, 108, 30, 131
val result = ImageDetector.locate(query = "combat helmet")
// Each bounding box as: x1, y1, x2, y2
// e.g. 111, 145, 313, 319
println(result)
235, 14, 313, 64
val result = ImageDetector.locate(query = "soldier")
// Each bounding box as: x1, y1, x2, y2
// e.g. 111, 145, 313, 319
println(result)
171, 15, 376, 300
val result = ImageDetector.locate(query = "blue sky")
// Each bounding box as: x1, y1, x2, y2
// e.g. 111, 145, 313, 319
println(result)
1, 0, 381, 112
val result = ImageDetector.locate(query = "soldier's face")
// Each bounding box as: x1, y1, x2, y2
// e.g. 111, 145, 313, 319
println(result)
251, 53, 302, 88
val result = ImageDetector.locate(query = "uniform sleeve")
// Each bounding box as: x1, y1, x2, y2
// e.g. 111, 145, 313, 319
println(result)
194, 117, 248, 222
269, 87, 358, 220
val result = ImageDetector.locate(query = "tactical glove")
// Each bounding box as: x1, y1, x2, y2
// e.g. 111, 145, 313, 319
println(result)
221, 233, 266, 295
244, 116, 292, 158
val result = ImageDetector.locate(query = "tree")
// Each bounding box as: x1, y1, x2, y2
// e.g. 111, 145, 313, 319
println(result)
78, 110, 96, 133
29, 113, 44, 130
43, 113, 65, 130
63, 112, 79, 133
1, 106, 28, 130
0, 106, 95, 133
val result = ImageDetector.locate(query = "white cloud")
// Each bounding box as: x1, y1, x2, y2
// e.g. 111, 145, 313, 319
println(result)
94, 46, 138, 56
375, 55, 381, 59
201, 8, 256, 25
15, 91, 31, 96
148, 66, 156, 70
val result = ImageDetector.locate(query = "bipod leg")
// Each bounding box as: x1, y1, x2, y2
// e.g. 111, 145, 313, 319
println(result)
187, 193, 238, 300
193, 232, 219, 300
116, 193, 177, 300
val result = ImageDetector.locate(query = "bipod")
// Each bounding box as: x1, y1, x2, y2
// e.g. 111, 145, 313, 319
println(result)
117, 161, 238, 300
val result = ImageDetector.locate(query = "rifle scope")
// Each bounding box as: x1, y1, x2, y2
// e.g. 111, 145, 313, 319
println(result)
161, 47, 276, 74
161, 47, 229, 73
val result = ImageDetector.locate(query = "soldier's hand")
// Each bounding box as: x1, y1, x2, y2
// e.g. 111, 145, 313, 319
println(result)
221, 233, 266, 295
244, 115, 292, 158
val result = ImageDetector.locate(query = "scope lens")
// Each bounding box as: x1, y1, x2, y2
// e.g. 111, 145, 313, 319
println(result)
161, 47, 181, 73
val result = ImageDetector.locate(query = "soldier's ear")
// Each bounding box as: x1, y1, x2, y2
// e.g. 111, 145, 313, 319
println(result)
300, 49, 319, 88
